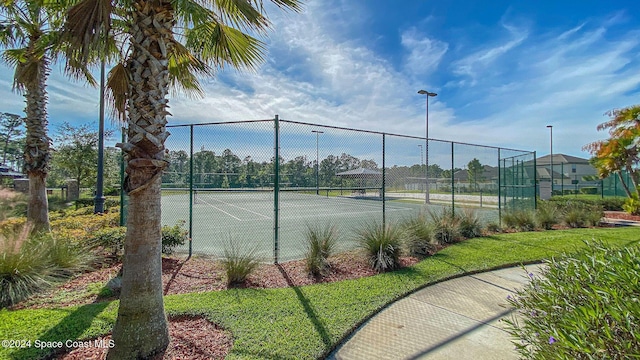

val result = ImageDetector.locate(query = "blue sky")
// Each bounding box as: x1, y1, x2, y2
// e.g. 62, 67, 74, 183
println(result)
1, 0, 639, 160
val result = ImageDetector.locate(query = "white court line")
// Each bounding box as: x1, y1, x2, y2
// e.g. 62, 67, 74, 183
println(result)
281, 207, 412, 220
206, 197, 272, 220
198, 198, 243, 221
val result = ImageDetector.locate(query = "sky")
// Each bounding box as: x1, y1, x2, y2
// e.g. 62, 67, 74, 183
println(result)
1, 0, 640, 162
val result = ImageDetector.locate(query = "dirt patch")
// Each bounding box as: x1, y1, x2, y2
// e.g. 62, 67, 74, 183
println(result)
57, 315, 232, 360
604, 211, 640, 222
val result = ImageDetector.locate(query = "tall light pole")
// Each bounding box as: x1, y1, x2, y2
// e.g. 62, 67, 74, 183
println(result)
94, 58, 106, 214
418, 90, 437, 204
312, 130, 324, 195
547, 125, 553, 197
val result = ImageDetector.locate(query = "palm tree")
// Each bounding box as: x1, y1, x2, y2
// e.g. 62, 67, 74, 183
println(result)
0, 1, 67, 231
63, 1, 302, 358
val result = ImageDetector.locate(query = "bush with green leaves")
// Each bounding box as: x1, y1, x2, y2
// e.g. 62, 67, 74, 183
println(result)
504, 242, 640, 359
221, 239, 262, 286
304, 224, 338, 277
356, 221, 403, 272
561, 201, 602, 228
549, 196, 624, 211
161, 220, 189, 254
428, 208, 463, 244
502, 209, 537, 231
0, 225, 94, 308
88, 226, 127, 258
535, 201, 559, 230
401, 214, 436, 257
457, 208, 483, 239
622, 192, 640, 215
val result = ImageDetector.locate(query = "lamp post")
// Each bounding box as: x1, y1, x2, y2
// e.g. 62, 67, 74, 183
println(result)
547, 125, 553, 197
94, 59, 106, 213
418, 90, 437, 204
312, 130, 324, 195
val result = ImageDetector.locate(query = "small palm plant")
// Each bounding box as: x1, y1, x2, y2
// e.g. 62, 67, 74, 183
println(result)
221, 238, 261, 287
304, 224, 338, 277
356, 221, 403, 272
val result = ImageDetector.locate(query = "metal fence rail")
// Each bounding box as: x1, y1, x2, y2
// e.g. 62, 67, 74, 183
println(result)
121, 116, 537, 263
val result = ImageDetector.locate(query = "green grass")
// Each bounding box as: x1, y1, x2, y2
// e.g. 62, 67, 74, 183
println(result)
0, 227, 638, 360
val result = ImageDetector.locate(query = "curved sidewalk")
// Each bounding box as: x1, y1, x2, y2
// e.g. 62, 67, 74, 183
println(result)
327, 264, 544, 360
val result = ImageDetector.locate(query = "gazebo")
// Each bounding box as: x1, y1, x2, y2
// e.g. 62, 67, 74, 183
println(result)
335, 167, 382, 196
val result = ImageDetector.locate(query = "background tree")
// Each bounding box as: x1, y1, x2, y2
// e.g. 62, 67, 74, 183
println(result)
584, 105, 640, 199
467, 158, 484, 191
0, 1, 66, 230
51, 122, 114, 189
63, 0, 303, 358
0, 112, 24, 166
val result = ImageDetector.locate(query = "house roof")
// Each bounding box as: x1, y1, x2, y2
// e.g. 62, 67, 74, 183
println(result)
0, 165, 24, 178
536, 153, 590, 166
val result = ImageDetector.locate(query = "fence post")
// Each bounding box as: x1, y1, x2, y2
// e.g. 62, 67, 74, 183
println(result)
119, 127, 126, 226
382, 133, 386, 226
497, 148, 501, 226
451, 142, 455, 214
533, 151, 537, 210
189, 124, 194, 258
273, 115, 280, 264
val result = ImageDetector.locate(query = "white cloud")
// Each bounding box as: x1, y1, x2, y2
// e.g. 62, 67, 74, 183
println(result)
401, 28, 449, 75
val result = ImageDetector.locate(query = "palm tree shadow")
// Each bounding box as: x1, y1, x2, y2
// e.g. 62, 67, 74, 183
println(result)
276, 264, 332, 349
12, 301, 111, 360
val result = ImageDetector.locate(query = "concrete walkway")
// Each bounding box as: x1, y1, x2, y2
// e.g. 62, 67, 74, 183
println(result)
328, 265, 545, 360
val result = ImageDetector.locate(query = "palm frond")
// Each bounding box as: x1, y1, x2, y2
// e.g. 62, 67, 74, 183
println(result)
186, 21, 266, 71
210, 0, 270, 33
63, 0, 112, 62
167, 41, 212, 98
105, 61, 129, 124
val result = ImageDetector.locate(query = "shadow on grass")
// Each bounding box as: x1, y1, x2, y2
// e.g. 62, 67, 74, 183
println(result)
276, 264, 332, 350
12, 302, 111, 360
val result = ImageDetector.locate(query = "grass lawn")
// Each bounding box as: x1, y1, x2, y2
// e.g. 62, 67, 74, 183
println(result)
1, 227, 638, 360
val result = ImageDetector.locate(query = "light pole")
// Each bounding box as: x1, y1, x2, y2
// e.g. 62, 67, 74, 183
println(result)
418, 90, 437, 204
312, 130, 324, 195
547, 125, 553, 197
94, 59, 106, 213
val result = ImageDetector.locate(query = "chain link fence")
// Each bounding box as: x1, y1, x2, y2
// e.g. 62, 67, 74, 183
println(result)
121, 117, 536, 263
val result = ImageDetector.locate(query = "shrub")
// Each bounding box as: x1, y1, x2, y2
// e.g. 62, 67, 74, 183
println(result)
304, 224, 338, 277
457, 208, 483, 239
502, 209, 536, 231
161, 220, 189, 254
221, 239, 261, 286
0, 225, 94, 308
429, 208, 462, 244
356, 221, 403, 272
504, 242, 640, 359
622, 193, 640, 215
535, 201, 559, 230
561, 201, 602, 228
88, 227, 127, 258
579, 187, 598, 195
485, 221, 502, 233
0, 225, 57, 307
402, 214, 437, 257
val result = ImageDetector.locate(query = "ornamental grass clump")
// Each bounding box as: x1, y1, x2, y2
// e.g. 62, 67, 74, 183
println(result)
0, 224, 93, 307
428, 208, 462, 244
457, 208, 483, 239
222, 239, 261, 287
501, 209, 537, 231
535, 201, 559, 230
561, 201, 603, 228
304, 224, 338, 277
356, 221, 403, 272
504, 241, 640, 359
401, 214, 436, 257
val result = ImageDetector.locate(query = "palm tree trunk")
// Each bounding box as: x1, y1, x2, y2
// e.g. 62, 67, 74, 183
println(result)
108, 0, 173, 358
23, 54, 51, 231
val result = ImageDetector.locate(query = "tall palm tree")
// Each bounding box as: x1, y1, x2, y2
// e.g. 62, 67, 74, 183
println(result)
0, 1, 68, 231
63, 1, 302, 358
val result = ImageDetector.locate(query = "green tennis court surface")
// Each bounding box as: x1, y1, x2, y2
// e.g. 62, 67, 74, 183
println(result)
161, 189, 499, 262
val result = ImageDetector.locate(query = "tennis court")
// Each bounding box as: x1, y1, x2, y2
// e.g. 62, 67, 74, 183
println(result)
161, 189, 500, 262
